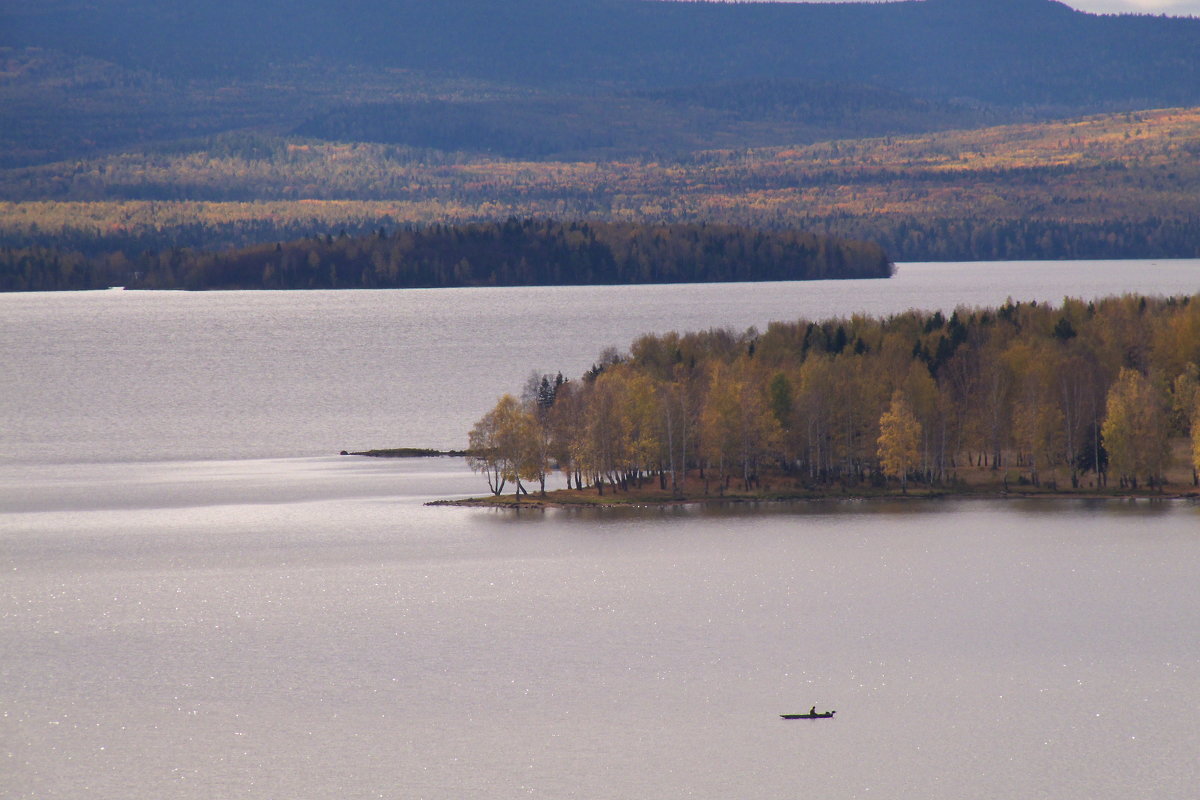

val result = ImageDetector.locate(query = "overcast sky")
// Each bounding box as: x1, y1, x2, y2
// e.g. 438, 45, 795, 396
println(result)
1049, 0, 1198, 13
743, 1, 1200, 16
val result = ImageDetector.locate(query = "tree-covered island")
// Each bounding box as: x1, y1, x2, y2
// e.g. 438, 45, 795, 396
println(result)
453, 293, 1200, 506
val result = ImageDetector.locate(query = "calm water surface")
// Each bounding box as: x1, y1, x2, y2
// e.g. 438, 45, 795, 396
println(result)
2, 260, 1199, 799
3, 258, 1199, 463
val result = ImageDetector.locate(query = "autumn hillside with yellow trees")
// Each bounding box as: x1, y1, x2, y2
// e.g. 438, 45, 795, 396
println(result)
464, 293, 1200, 504
5, 106, 1200, 269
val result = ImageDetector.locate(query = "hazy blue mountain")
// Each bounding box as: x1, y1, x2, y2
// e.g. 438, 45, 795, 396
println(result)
3, 0, 1198, 109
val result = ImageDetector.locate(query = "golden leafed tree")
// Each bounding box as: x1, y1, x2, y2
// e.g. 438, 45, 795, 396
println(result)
575, 369, 633, 494
467, 401, 507, 496
1005, 340, 1066, 481
467, 394, 543, 498
877, 391, 922, 492
701, 361, 781, 491
1101, 367, 1171, 490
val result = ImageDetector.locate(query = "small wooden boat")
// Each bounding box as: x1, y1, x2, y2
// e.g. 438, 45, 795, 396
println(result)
780, 710, 836, 719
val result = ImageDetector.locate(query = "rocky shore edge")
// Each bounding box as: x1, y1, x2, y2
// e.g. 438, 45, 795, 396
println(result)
426, 485, 1200, 510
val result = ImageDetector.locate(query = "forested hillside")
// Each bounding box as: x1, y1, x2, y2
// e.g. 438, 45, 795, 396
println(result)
291, 81, 991, 161
4, 0, 1200, 267
0, 45, 1001, 168
4, 107, 1200, 265
466, 293, 1200, 499
4, 0, 1200, 165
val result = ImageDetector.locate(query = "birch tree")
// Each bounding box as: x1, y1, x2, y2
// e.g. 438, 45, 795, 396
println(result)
878, 391, 922, 492
1101, 368, 1171, 490
467, 394, 543, 499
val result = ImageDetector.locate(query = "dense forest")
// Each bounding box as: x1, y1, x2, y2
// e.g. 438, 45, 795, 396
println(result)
466, 293, 1200, 499
0, 220, 892, 291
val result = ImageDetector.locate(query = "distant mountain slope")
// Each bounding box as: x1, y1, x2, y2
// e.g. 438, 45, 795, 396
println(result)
291, 81, 993, 160
4, 106, 1200, 261
0, 45, 1002, 167
3, 0, 1199, 110
4, 1, 1200, 264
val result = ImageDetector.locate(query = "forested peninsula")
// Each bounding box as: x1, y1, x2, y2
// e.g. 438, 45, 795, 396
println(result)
457, 294, 1200, 506
0, 219, 891, 291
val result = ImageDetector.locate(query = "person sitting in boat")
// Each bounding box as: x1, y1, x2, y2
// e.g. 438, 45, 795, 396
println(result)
809, 706, 817, 716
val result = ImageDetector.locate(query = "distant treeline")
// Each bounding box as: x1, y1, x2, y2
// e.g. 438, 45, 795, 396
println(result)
813, 216, 1200, 262
5, 213, 1195, 288
0, 219, 892, 291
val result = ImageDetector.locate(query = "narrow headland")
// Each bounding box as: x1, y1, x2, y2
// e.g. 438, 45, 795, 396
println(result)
429, 293, 1200, 510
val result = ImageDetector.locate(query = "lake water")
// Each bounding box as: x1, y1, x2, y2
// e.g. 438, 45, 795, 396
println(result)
2, 260, 1199, 799
3, 258, 1200, 464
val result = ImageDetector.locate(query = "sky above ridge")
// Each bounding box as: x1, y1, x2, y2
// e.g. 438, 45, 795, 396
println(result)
742, 0, 1200, 16
1027, 0, 1197, 12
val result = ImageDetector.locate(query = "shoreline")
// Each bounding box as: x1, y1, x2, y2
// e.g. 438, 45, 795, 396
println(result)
428, 485, 1200, 510
338, 449, 1199, 509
